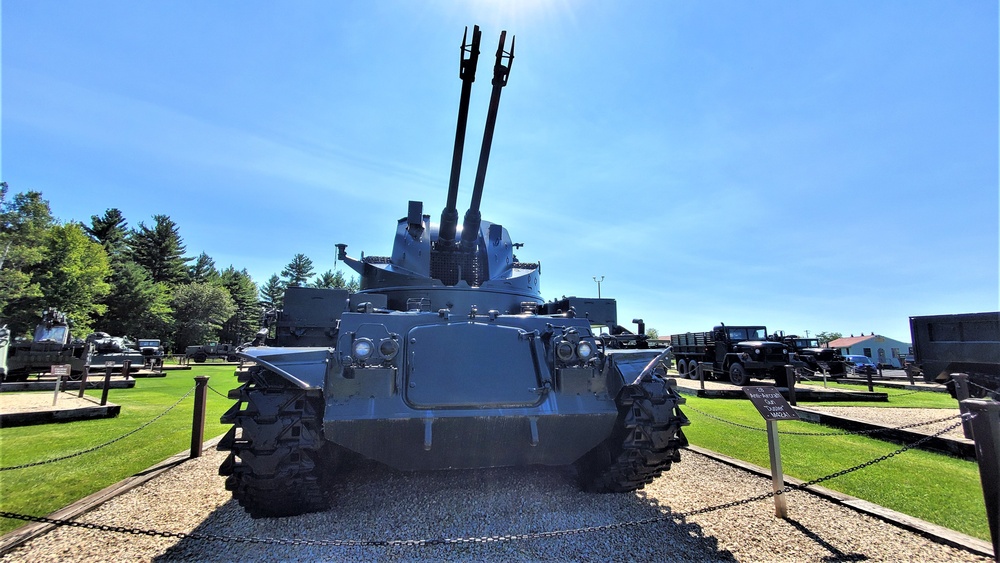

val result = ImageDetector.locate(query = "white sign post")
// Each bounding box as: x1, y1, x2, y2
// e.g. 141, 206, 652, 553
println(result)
744, 386, 800, 518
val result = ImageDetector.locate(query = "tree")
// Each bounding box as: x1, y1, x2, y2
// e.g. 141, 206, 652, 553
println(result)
189, 252, 219, 284
100, 261, 173, 341
85, 208, 129, 265
0, 189, 55, 332
219, 267, 259, 345
259, 274, 285, 308
171, 282, 236, 351
816, 331, 843, 345
645, 327, 659, 339
30, 223, 112, 335
129, 215, 191, 285
311, 269, 361, 291
281, 253, 314, 287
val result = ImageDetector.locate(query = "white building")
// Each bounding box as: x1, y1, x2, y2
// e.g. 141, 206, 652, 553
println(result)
827, 333, 912, 368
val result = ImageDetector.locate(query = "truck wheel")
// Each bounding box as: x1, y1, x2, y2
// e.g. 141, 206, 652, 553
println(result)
192, 352, 207, 363
676, 360, 687, 378
729, 363, 750, 386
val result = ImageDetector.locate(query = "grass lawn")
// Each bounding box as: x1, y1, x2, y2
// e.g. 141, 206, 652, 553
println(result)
681, 394, 989, 540
0, 366, 237, 536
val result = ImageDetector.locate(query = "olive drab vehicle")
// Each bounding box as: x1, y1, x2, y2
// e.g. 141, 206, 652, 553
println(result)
2, 308, 90, 382
219, 26, 689, 518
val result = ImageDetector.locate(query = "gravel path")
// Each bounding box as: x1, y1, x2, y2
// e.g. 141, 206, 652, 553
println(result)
1, 446, 989, 562
804, 406, 969, 441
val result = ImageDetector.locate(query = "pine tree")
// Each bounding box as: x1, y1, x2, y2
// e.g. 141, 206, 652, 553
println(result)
85, 208, 129, 265
129, 215, 191, 285
219, 267, 259, 344
189, 252, 220, 283
280, 254, 314, 287
100, 261, 173, 341
259, 274, 285, 308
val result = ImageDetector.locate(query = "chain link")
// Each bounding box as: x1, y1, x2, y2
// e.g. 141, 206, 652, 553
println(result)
0, 386, 196, 472
0, 415, 974, 547
683, 404, 964, 437
207, 384, 231, 399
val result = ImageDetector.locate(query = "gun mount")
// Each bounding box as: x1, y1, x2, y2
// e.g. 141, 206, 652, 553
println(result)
219, 27, 688, 519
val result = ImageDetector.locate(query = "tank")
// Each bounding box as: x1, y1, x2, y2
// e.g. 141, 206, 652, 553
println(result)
218, 26, 690, 518
2, 308, 91, 382
86, 332, 145, 371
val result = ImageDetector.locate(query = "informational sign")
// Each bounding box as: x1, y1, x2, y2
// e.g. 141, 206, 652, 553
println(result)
744, 386, 799, 421
50, 364, 71, 377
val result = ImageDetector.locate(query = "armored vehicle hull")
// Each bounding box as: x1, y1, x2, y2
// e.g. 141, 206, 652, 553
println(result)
2, 309, 90, 382
219, 26, 688, 518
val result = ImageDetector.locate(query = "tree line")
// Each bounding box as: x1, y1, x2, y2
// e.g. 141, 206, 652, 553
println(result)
0, 184, 357, 352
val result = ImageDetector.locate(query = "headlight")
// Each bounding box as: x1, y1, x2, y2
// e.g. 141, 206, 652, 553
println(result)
577, 341, 594, 361
556, 341, 575, 362
753, 348, 761, 356
379, 338, 399, 360
352, 338, 374, 361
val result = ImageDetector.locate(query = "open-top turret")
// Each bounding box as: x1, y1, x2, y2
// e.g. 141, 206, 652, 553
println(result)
219, 26, 688, 519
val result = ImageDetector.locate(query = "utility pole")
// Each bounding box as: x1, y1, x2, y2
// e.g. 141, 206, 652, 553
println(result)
593, 276, 604, 299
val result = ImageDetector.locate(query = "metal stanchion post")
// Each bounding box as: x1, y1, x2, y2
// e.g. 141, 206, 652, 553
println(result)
191, 376, 209, 458
952, 373, 974, 440
697, 362, 705, 390
100, 362, 113, 406
963, 399, 1000, 559
785, 365, 796, 406
52, 375, 64, 406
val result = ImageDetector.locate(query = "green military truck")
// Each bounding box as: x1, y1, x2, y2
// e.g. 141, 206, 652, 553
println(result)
670, 324, 800, 386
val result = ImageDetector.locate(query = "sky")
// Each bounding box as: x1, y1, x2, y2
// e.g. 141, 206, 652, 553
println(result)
2, 0, 997, 343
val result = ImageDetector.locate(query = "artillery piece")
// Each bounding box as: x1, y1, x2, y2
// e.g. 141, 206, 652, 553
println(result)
219, 26, 689, 518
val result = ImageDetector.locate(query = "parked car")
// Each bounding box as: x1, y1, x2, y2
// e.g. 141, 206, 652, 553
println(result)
845, 354, 878, 376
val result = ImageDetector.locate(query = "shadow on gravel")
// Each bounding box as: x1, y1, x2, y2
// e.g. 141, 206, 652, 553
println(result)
156, 461, 737, 562
783, 518, 869, 562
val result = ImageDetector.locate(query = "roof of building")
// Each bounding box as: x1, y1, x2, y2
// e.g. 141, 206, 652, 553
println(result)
827, 334, 909, 348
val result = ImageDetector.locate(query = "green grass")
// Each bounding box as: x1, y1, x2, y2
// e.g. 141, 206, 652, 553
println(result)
0, 366, 237, 535
796, 380, 959, 408
681, 395, 989, 540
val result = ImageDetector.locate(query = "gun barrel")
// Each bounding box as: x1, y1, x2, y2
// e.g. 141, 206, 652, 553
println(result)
438, 25, 482, 249
461, 30, 514, 251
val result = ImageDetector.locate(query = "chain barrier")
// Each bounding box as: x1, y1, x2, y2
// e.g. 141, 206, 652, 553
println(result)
966, 378, 1000, 397
0, 415, 973, 548
0, 386, 196, 472
683, 404, 964, 437
207, 384, 231, 400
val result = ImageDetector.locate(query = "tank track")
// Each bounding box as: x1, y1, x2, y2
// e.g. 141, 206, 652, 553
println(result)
217, 365, 331, 518
578, 372, 688, 493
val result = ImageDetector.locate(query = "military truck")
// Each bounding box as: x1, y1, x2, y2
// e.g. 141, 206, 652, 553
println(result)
2, 308, 91, 382
218, 26, 689, 518
185, 342, 240, 363
772, 334, 847, 377
670, 324, 799, 386
137, 338, 165, 369
908, 312, 999, 399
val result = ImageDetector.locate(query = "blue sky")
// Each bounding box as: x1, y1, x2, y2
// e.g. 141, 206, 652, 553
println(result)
3, 1, 997, 342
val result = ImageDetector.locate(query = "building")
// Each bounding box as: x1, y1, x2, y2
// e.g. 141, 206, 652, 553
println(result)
827, 333, 912, 368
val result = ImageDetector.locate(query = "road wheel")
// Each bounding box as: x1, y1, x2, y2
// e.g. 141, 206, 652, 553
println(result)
192, 352, 207, 363
729, 363, 750, 386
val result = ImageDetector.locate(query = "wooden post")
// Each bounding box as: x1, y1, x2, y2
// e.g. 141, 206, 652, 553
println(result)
121, 360, 132, 380
190, 376, 209, 458
963, 399, 1000, 559
785, 365, 796, 406
76, 366, 89, 398
866, 370, 874, 393
100, 362, 113, 406
952, 373, 974, 440
767, 419, 788, 518
697, 362, 705, 390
